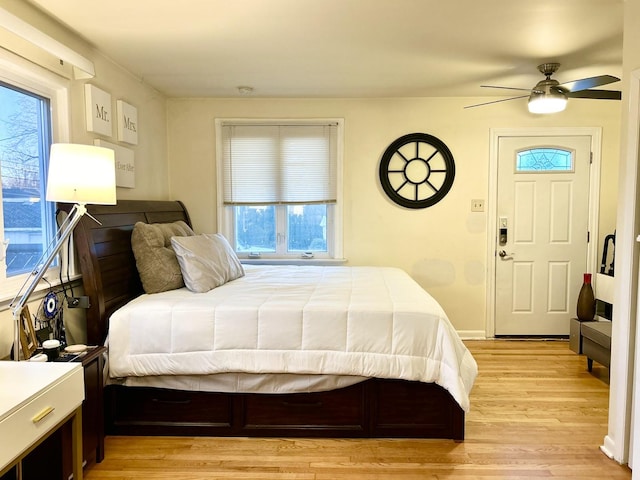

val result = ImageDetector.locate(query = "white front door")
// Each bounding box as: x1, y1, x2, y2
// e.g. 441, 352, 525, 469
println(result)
495, 136, 592, 335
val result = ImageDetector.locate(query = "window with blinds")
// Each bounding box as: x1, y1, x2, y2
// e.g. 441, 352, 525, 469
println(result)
216, 120, 343, 260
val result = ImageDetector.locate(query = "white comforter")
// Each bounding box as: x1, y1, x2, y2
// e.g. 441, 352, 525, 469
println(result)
107, 265, 478, 411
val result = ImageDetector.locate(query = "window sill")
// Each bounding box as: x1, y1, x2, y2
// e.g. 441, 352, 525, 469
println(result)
0, 274, 82, 312
241, 258, 347, 266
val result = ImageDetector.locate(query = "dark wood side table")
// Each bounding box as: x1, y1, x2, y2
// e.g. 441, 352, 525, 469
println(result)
61, 345, 106, 476
79, 345, 106, 467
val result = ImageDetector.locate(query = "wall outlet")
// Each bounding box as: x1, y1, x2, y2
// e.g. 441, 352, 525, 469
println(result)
68, 296, 90, 308
471, 199, 485, 212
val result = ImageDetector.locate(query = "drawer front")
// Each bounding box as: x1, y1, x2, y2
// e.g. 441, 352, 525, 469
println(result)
243, 383, 365, 429
0, 367, 83, 469
110, 386, 233, 427
371, 379, 462, 437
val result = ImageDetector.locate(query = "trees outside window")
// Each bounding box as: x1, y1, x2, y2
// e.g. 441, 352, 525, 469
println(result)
0, 82, 54, 277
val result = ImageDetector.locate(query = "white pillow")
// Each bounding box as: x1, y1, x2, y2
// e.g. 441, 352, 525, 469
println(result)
171, 233, 245, 293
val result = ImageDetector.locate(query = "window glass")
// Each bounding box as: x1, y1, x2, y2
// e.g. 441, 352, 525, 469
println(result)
234, 205, 276, 253
288, 204, 327, 252
0, 83, 53, 277
516, 147, 573, 172
233, 204, 329, 254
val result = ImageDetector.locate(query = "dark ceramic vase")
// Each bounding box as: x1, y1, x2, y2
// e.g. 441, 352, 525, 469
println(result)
576, 273, 596, 321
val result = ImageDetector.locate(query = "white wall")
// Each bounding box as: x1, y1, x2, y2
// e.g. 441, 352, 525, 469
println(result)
167, 96, 620, 335
0, 0, 169, 358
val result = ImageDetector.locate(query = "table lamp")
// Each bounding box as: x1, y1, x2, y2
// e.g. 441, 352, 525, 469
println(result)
10, 143, 116, 360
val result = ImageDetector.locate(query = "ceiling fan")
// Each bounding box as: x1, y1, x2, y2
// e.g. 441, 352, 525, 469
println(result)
465, 63, 621, 113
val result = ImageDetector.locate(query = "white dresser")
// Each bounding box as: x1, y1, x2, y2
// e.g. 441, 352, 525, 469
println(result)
0, 362, 84, 480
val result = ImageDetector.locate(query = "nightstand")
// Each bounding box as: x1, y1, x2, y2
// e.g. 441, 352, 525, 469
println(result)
77, 346, 106, 467
60, 345, 106, 476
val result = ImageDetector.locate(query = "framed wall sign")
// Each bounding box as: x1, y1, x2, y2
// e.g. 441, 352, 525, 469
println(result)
84, 84, 112, 136
116, 99, 138, 145
94, 139, 136, 188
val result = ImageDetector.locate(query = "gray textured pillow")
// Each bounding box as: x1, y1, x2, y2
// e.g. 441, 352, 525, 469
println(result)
131, 220, 195, 293
171, 233, 245, 293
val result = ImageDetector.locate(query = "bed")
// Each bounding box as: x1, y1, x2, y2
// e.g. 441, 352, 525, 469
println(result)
67, 199, 477, 439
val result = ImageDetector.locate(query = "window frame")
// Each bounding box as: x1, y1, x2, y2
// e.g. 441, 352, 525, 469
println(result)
0, 48, 70, 302
215, 118, 344, 264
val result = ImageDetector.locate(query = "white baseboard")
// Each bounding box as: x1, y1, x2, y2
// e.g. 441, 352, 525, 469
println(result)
457, 330, 487, 340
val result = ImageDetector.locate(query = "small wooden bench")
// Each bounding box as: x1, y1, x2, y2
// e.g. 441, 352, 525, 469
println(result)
581, 321, 612, 371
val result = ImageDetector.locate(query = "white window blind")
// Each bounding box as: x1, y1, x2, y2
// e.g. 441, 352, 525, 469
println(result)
221, 123, 338, 205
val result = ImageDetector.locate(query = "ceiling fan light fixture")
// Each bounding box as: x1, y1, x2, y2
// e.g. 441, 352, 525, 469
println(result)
468, 63, 620, 112
528, 86, 567, 114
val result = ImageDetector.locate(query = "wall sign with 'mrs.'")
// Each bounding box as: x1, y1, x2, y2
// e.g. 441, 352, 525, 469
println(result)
117, 100, 138, 145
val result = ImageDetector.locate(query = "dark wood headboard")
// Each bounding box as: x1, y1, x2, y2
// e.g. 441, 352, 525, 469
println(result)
61, 200, 191, 346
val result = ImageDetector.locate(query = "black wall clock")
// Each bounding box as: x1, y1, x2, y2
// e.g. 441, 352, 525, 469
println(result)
379, 132, 455, 209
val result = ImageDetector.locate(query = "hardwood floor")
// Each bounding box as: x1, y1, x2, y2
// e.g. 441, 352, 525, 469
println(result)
84, 340, 631, 479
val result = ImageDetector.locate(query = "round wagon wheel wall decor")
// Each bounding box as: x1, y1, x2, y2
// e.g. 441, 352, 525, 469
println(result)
379, 132, 455, 209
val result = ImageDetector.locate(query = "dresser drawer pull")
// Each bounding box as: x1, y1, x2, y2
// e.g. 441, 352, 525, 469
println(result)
151, 397, 192, 405
32, 406, 55, 424
282, 401, 323, 408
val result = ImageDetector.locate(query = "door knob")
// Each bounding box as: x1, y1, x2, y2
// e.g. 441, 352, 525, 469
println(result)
498, 250, 513, 259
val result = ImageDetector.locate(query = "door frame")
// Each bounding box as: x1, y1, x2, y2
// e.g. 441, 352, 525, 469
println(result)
612, 66, 640, 468
486, 127, 602, 337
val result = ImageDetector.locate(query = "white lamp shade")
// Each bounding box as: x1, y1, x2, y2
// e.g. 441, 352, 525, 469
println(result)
46, 143, 116, 204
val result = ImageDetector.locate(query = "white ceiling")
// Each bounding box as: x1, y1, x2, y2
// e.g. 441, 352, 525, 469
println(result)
27, 0, 623, 99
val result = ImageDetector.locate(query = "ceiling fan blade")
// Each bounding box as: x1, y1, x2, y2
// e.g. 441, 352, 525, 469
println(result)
566, 89, 622, 100
464, 95, 529, 109
481, 85, 532, 92
559, 75, 620, 92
